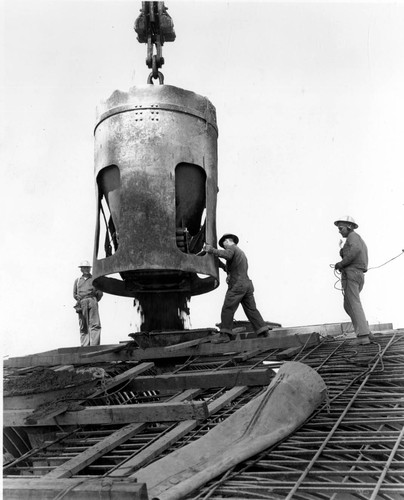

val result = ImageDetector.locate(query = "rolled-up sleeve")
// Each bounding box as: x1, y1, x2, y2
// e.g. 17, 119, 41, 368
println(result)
212, 247, 235, 261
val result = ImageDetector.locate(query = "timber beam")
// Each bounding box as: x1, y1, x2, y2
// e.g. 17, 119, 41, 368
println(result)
2, 478, 148, 499
44, 389, 201, 480
125, 366, 275, 392
271, 322, 393, 337
113, 386, 249, 478
3, 331, 320, 368
4, 362, 155, 411
4, 400, 209, 427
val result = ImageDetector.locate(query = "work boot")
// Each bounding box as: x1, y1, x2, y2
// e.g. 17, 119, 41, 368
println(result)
352, 335, 371, 345
257, 328, 271, 338
211, 333, 232, 344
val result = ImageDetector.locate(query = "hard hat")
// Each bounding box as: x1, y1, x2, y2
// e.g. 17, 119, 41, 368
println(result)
334, 216, 358, 229
219, 233, 239, 248
78, 260, 92, 267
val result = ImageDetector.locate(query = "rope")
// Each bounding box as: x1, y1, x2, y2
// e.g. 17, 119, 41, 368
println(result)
330, 249, 404, 289
367, 250, 404, 270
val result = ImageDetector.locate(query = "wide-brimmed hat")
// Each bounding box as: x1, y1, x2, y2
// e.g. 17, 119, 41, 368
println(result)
78, 260, 92, 267
334, 216, 358, 229
219, 233, 239, 248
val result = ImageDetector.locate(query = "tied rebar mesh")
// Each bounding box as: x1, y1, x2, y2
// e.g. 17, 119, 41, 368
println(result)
4, 331, 404, 500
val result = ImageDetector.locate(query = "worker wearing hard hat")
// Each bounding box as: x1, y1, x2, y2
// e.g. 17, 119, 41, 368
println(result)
204, 234, 271, 343
334, 217, 372, 345
73, 260, 103, 346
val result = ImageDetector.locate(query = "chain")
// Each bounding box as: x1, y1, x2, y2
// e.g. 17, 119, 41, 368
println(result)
134, 2, 175, 85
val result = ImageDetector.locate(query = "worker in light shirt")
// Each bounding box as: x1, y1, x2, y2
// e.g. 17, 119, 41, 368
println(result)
73, 260, 103, 346
334, 216, 372, 345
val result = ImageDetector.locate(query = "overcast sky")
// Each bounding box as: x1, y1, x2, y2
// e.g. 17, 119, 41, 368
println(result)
2, 0, 404, 358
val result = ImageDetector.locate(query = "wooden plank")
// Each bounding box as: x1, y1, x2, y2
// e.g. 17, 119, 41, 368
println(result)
2, 478, 147, 499
4, 382, 96, 411
3, 344, 120, 368
127, 331, 321, 360
168, 388, 202, 401
111, 386, 249, 477
88, 362, 154, 399
115, 420, 199, 476
4, 363, 154, 412
80, 344, 128, 358
129, 328, 217, 349
12, 366, 40, 374
52, 365, 74, 372
164, 336, 211, 351
45, 422, 147, 478
4, 401, 209, 427
127, 366, 274, 392
44, 389, 201, 479
276, 345, 306, 360
271, 322, 393, 337
233, 349, 265, 362
3, 331, 320, 367
27, 405, 70, 423
5, 325, 394, 368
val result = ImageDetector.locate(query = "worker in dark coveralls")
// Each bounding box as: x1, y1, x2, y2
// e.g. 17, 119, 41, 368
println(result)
73, 260, 103, 346
204, 234, 270, 343
334, 217, 372, 345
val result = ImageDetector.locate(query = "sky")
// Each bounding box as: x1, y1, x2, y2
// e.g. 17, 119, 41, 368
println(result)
2, 0, 404, 359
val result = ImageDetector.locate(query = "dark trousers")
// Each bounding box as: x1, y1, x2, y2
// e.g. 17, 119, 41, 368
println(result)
220, 280, 268, 335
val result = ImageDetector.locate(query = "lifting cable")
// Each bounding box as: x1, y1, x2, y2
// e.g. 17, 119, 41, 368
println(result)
330, 249, 404, 291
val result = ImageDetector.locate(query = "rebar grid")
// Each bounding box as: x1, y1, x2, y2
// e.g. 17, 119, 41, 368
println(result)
186, 331, 404, 500
4, 330, 404, 500
73, 386, 265, 476
158, 387, 266, 454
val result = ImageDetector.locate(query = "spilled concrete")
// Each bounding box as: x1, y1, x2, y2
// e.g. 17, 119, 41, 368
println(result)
134, 292, 190, 331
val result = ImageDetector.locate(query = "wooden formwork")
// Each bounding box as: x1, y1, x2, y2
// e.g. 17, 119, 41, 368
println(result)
3, 324, 404, 499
